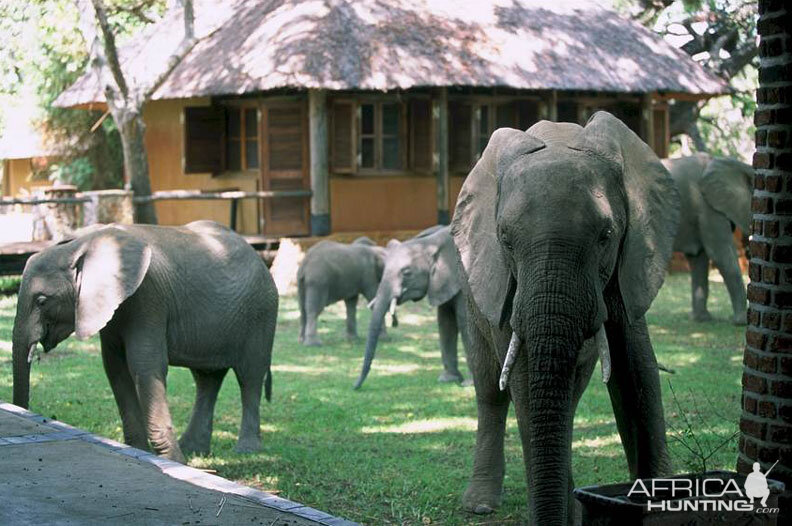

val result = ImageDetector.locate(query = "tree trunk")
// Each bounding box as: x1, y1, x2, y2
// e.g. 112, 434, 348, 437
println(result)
118, 111, 157, 224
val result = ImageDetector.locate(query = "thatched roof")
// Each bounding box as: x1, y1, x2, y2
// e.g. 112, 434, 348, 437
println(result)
55, 0, 728, 108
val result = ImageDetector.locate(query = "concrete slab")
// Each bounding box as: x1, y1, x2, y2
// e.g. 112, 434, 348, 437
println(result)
0, 410, 56, 438
0, 401, 359, 526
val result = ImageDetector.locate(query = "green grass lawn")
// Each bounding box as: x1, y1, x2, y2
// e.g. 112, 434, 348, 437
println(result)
0, 272, 745, 525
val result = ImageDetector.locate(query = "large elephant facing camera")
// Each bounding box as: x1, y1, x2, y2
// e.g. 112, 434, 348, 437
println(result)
353, 225, 470, 390
451, 112, 678, 524
12, 221, 278, 464
663, 154, 752, 325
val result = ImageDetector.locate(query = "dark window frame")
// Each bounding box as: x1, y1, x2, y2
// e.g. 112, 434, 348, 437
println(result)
448, 96, 542, 174
355, 99, 408, 174
224, 103, 260, 173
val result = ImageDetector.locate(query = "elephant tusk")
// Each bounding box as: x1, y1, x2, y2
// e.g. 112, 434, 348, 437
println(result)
499, 332, 521, 391
596, 326, 611, 384
367, 299, 375, 310
388, 298, 398, 327
27, 343, 38, 364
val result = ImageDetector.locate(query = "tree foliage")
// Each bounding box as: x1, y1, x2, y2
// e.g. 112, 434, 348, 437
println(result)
615, 0, 758, 160
0, 0, 165, 190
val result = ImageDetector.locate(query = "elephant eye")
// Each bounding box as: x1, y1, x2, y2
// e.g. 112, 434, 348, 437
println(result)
35, 295, 47, 306
599, 227, 614, 244
402, 268, 412, 277
500, 232, 513, 251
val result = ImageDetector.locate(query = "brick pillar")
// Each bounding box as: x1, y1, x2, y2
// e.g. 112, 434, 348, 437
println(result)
738, 0, 792, 516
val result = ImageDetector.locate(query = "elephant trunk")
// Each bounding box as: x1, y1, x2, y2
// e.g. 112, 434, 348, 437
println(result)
523, 350, 576, 525
12, 333, 32, 409
354, 290, 392, 390
511, 261, 591, 525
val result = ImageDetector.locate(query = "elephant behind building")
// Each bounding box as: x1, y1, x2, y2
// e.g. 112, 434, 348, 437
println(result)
297, 236, 386, 346
451, 112, 678, 524
12, 221, 278, 464
663, 154, 753, 325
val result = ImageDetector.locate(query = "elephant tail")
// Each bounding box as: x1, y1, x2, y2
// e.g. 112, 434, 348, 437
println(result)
264, 365, 272, 402
297, 274, 306, 330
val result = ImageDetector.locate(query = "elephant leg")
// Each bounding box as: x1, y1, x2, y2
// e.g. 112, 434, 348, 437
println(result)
179, 368, 228, 456
233, 364, 263, 453
686, 252, 712, 322
345, 296, 359, 341
700, 212, 747, 324
303, 287, 325, 346
708, 237, 747, 325
125, 341, 185, 464
605, 316, 671, 479
437, 301, 464, 383
463, 324, 510, 515
100, 333, 148, 451
454, 294, 474, 386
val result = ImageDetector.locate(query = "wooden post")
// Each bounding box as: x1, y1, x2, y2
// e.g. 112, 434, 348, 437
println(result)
309, 89, 330, 235
640, 93, 655, 150
548, 90, 558, 121
435, 87, 450, 225
229, 198, 239, 231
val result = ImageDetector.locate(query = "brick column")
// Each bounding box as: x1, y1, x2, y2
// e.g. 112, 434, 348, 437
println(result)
738, 0, 792, 516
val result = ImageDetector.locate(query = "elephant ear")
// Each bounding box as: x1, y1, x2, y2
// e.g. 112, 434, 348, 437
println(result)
569, 111, 680, 323
699, 157, 753, 233
451, 128, 545, 325
427, 228, 461, 306
72, 228, 152, 339
371, 246, 387, 281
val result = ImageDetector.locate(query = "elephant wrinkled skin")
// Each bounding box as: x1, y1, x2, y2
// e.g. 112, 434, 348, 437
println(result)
354, 225, 470, 389
663, 154, 752, 325
451, 112, 678, 524
297, 237, 386, 346
12, 221, 278, 464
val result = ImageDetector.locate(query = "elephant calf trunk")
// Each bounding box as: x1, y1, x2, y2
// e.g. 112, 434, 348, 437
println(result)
12, 340, 32, 408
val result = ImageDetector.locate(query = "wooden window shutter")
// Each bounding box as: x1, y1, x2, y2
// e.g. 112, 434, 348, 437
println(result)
516, 100, 540, 130
268, 106, 303, 172
183, 106, 225, 174
331, 101, 355, 173
410, 99, 433, 173
449, 102, 472, 173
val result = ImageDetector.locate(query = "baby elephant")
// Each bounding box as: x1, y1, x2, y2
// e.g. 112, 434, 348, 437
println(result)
298, 237, 385, 346
12, 221, 278, 463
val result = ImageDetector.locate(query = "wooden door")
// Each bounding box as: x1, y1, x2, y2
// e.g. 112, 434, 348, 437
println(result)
260, 101, 310, 237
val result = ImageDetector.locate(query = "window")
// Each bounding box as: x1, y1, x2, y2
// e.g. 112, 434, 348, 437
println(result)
474, 100, 539, 159
225, 106, 259, 172
357, 102, 404, 171
448, 99, 539, 173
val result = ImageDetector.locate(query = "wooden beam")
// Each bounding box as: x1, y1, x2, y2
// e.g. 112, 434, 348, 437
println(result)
640, 93, 655, 150
435, 87, 450, 225
309, 89, 330, 235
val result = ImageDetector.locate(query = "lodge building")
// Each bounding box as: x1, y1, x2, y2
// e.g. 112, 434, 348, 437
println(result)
55, 0, 727, 237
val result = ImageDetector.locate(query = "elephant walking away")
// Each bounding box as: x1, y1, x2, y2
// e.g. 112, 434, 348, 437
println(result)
353, 225, 470, 390
663, 154, 752, 324
297, 237, 385, 346
12, 221, 278, 463
451, 113, 679, 524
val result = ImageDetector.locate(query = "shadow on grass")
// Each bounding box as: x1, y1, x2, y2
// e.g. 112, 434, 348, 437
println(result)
0, 272, 745, 525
